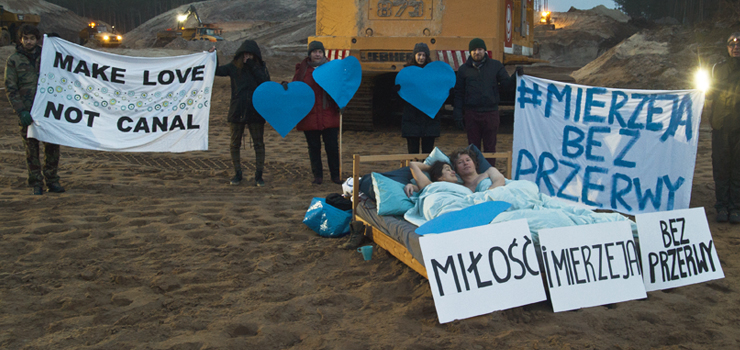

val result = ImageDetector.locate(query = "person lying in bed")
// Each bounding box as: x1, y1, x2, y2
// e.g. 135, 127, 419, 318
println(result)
403, 156, 505, 197
402, 161, 636, 241
449, 146, 506, 192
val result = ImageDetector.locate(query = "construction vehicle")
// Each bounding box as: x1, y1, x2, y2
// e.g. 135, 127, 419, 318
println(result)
155, 5, 224, 46
309, 0, 539, 130
538, 0, 555, 29
0, 5, 41, 46
79, 22, 122, 47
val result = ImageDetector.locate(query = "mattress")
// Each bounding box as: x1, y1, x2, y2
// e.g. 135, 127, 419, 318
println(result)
354, 198, 426, 267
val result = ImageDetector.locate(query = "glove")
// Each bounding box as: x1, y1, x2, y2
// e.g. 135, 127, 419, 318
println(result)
514, 66, 524, 77
281, 81, 289, 91
455, 118, 465, 131
394, 84, 401, 92
245, 58, 256, 68
19, 111, 33, 127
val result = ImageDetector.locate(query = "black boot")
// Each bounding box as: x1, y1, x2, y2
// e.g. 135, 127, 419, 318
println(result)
255, 170, 265, 187
339, 221, 366, 250
230, 170, 242, 185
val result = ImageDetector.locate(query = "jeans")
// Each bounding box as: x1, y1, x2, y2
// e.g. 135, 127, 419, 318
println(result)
304, 128, 339, 179
406, 136, 435, 154
464, 110, 500, 166
712, 128, 740, 211
230, 122, 265, 173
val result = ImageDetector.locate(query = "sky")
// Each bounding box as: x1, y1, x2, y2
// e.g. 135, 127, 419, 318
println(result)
547, 0, 618, 12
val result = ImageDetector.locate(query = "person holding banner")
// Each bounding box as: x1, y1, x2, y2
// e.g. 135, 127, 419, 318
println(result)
5, 24, 65, 195
211, 40, 270, 186
291, 41, 342, 185
709, 32, 740, 223
453, 38, 522, 166
400, 43, 441, 155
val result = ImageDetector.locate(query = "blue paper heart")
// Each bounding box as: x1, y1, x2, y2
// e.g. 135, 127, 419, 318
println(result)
312, 56, 362, 108
395, 61, 456, 119
415, 201, 512, 235
253, 81, 315, 138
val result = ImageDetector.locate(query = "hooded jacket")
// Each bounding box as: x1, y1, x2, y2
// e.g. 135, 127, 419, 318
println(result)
453, 54, 516, 118
710, 57, 740, 130
292, 56, 340, 131
5, 44, 41, 123
215, 40, 270, 124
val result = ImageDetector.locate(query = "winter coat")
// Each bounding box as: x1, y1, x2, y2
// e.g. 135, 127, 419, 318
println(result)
292, 57, 340, 131
215, 40, 270, 124
710, 57, 740, 131
400, 61, 440, 138
453, 54, 516, 119
5, 44, 41, 123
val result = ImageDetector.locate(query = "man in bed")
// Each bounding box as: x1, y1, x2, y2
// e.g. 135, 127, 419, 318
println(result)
449, 147, 506, 192
403, 147, 506, 196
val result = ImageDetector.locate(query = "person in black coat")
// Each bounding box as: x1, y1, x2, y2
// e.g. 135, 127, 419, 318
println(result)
211, 40, 270, 186
453, 38, 522, 165
400, 43, 441, 154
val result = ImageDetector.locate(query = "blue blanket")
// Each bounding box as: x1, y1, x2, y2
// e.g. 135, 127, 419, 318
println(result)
404, 180, 636, 242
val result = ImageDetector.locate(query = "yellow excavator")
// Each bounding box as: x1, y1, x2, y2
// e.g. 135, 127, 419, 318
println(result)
155, 5, 224, 46
0, 5, 41, 46
79, 22, 123, 47
310, 0, 540, 130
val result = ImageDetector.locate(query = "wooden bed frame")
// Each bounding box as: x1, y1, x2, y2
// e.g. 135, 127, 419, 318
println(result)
351, 151, 513, 279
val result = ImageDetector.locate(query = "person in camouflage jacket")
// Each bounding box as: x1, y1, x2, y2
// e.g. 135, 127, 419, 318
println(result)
4, 24, 65, 195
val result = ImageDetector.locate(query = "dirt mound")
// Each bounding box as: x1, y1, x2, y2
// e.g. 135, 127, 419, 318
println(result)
123, 0, 315, 50
571, 26, 699, 89
535, 6, 637, 67
0, 0, 88, 44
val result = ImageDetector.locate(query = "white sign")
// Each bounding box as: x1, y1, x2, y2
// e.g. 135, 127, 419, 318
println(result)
29, 36, 216, 152
538, 221, 646, 312
636, 207, 724, 292
513, 75, 704, 215
419, 219, 546, 324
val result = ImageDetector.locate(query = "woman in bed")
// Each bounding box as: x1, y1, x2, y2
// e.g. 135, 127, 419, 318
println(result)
402, 164, 636, 242
403, 160, 506, 197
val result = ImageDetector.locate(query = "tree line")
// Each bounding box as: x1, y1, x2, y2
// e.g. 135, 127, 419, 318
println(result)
44, 0, 203, 33
614, 0, 740, 24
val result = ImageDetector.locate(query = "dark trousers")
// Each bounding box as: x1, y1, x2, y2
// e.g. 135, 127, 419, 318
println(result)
20, 125, 60, 187
304, 128, 339, 179
712, 128, 740, 212
230, 122, 265, 173
406, 137, 435, 154
464, 110, 500, 165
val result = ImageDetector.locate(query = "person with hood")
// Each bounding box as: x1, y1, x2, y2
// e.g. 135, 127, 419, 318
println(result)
453, 38, 522, 166
292, 41, 341, 185
211, 40, 270, 186
400, 43, 441, 154
5, 24, 65, 195
709, 32, 740, 223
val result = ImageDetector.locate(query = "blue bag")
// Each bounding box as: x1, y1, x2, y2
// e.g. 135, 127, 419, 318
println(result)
303, 197, 352, 237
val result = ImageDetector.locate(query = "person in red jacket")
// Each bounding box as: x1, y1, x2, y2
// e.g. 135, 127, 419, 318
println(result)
292, 41, 341, 185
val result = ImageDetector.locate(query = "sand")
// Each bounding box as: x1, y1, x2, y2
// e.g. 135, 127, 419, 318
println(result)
1, 32, 739, 350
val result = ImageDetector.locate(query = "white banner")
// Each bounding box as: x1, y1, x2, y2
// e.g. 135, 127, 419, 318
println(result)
538, 221, 646, 312
636, 208, 724, 292
513, 75, 704, 215
28, 36, 216, 152
419, 219, 546, 323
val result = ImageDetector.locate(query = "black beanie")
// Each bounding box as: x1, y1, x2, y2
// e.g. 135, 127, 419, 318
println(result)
308, 41, 325, 56
469, 38, 486, 52
413, 42, 430, 57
